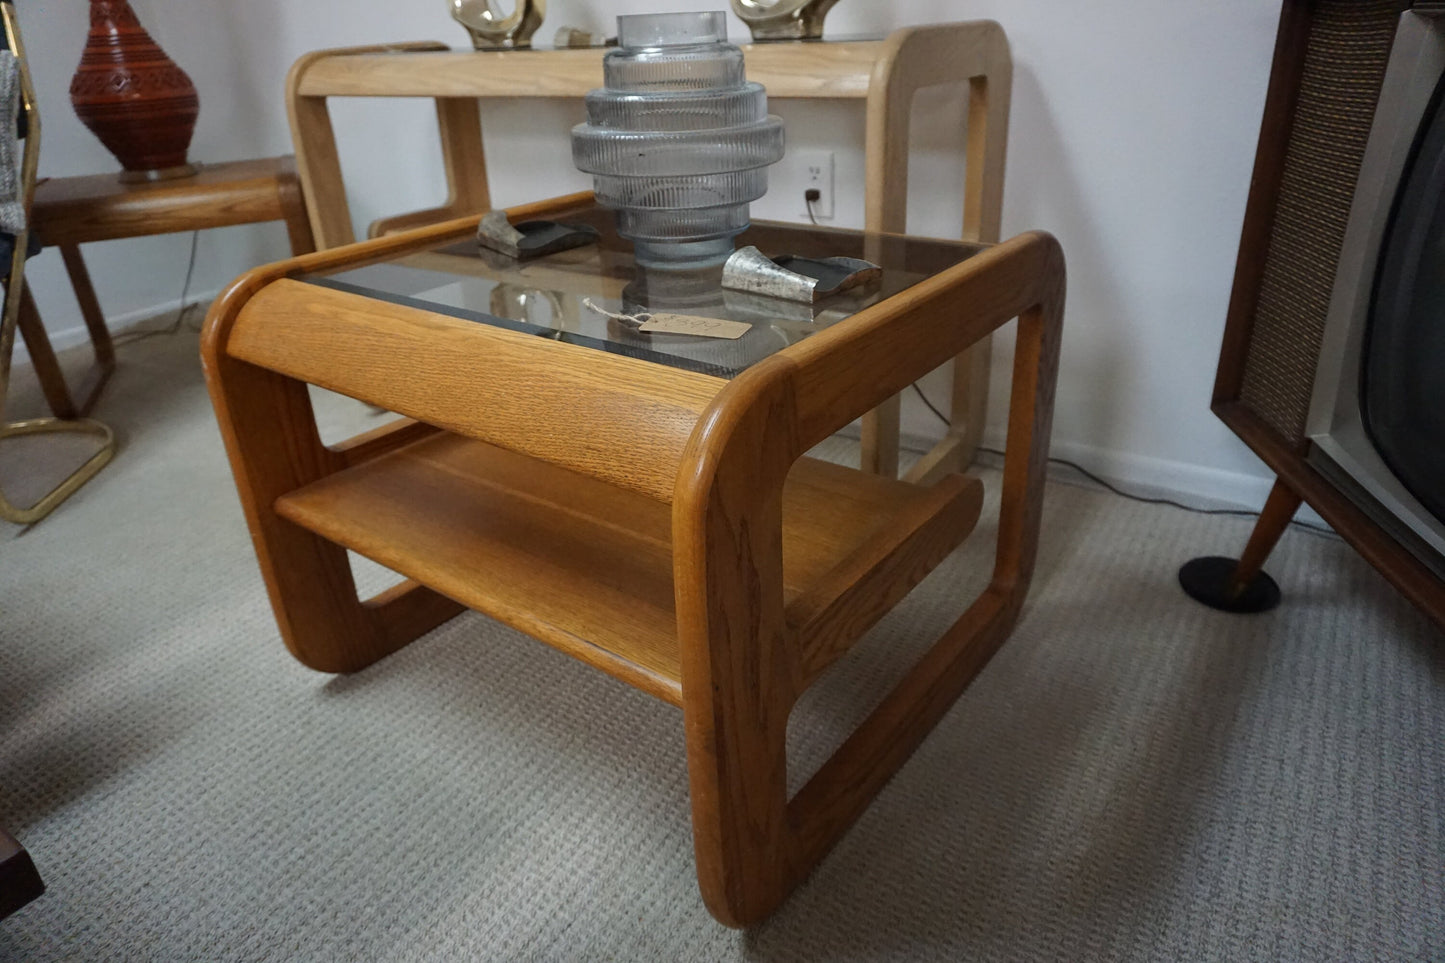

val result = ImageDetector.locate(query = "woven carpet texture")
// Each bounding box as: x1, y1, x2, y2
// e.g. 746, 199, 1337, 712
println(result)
1, 329, 1441, 961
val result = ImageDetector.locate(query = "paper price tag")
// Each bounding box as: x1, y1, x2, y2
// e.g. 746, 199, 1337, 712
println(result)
637, 313, 751, 340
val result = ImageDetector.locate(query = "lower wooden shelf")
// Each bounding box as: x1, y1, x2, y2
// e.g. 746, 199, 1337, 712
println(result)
275, 431, 982, 705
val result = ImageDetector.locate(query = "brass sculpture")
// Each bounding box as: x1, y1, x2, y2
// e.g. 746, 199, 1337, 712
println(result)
731, 0, 841, 42
451, 0, 546, 50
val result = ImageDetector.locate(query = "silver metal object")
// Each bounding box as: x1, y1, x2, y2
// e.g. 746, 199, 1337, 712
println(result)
476, 211, 599, 260
451, 0, 546, 50
731, 0, 841, 42
721, 245, 880, 303
721, 288, 818, 324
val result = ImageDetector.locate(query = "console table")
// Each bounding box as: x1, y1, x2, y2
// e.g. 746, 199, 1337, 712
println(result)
202, 192, 1063, 925
283, 22, 1012, 484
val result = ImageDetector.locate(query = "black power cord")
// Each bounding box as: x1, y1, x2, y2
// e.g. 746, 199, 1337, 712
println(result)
908, 382, 1339, 539
804, 188, 821, 225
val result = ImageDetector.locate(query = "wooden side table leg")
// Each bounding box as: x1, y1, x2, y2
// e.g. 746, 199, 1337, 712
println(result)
288, 91, 354, 250
437, 97, 491, 216
203, 324, 462, 671
678, 240, 1064, 927
675, 387, 802, 928
790, 297, 1062, 921
287, 43, 453, 251
859, 51, 911, 478
864, 22, 1013, 481
57, 245, 116, 415
15, 283, 77, 420
943, 51, 1011, 473
276, 173, 317, 256
858, 392, 900, 477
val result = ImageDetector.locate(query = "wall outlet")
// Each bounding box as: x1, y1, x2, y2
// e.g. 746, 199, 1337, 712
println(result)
799, 150, 834, 220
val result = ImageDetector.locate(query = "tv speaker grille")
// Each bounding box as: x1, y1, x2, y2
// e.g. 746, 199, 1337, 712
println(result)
1238, 0, 1404, 445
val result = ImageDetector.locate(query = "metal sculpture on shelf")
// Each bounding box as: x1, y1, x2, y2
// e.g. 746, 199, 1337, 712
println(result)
731, 0, 841, 42
451, 0, 546, 50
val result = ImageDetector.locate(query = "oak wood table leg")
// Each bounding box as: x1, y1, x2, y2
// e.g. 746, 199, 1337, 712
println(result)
286, 42, 453, 251
858, 391, 900, 477
202, 277, 465, 673
861, 22, 1012, 479
277, 173, 317, 256
15, 283, 77, 420
676, 231, 1064, 926
57, 244, 116, 415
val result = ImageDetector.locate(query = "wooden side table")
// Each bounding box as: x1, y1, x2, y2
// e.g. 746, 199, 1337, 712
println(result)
23, 156, 315, 418
202, 192, 1064, 926
283, 22, 1012, 484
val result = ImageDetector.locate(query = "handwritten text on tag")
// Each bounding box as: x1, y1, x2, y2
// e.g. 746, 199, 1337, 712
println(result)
637, 313, 751, 340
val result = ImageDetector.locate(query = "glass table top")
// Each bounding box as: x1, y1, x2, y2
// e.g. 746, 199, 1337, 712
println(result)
302, 204, 986, 379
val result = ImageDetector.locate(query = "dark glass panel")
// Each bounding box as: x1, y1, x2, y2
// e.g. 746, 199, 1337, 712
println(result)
1363, 70, 1445, 522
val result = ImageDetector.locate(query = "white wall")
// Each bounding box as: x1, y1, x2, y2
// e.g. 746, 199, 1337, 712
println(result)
19, 0, 1289, 511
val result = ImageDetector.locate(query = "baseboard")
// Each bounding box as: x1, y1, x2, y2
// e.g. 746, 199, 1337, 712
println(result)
10, 288, 222, 366
839, 425, 1334, 533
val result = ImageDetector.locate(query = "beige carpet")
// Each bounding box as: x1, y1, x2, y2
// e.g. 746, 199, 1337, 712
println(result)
1, 328, 1441, 962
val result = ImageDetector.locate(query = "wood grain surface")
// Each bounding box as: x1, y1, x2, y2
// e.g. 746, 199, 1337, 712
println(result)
293, 43, 883, 100
32, 157, 307, 245
226, 277, 725, 503
283, 25, 1010, 483
203, 194, 1066, 927
275, 432, 982, 706
673, 228, 1064, 925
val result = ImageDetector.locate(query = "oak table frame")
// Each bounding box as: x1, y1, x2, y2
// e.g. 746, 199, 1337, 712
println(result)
23, 156, 315, 420
283, 21, 1012, 485
201, 192, 1064, 926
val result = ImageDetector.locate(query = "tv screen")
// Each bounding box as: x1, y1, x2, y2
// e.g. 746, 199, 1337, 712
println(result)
1362, 67, 1445, 525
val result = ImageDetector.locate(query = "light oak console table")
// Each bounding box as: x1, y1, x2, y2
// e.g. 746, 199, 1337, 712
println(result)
202, 192, 1063, 926
284, 21, 1011, 482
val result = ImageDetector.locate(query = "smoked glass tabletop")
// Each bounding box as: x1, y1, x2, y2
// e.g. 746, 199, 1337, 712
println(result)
301, 203, 987, 379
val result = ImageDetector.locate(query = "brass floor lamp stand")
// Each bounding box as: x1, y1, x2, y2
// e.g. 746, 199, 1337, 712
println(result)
0, 1, 115, 526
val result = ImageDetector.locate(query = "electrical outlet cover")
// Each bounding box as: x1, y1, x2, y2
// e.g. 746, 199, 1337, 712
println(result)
799, 150, 835, 219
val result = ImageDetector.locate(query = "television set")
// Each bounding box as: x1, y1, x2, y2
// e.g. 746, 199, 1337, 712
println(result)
1306, 8, 1445, 579
1182, 0, 1445, 627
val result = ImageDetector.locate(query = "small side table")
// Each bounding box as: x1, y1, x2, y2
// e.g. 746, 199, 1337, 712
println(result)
23, 156, 315, 418
203, 193, 1065, 926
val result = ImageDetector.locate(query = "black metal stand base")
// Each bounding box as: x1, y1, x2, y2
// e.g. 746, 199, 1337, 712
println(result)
1178, 555, 1281, 614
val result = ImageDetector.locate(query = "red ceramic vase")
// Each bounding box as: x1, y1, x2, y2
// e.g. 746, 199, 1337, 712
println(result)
69, 0, 199, 175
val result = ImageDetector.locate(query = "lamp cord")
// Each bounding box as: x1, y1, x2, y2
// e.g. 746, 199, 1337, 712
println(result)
113, 229, 201, 346
908, 382, 1338, 539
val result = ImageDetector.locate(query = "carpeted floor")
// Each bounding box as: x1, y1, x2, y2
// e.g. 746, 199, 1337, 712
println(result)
1, 328, 1441, 962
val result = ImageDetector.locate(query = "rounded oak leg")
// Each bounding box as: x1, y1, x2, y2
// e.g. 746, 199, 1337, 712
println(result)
1180, 477, 1302, 613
